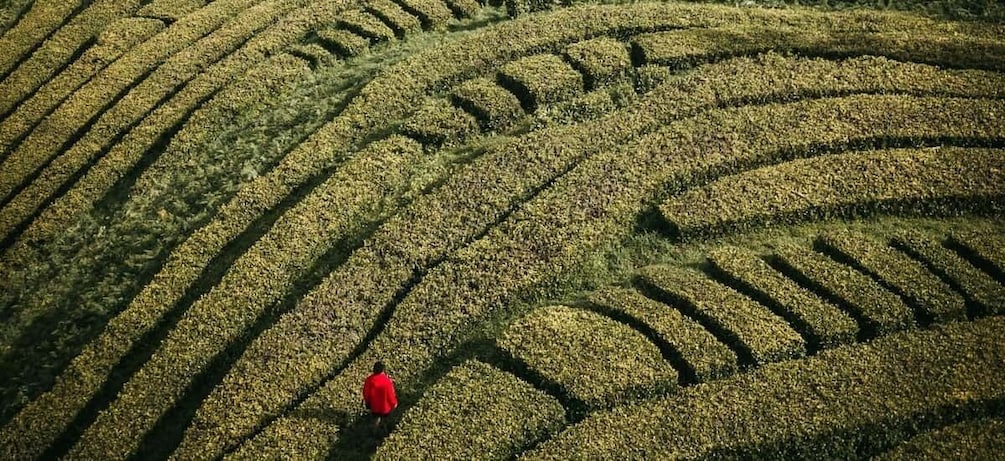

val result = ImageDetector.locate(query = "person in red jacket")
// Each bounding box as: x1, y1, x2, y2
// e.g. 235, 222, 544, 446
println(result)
362, 361, 398, 431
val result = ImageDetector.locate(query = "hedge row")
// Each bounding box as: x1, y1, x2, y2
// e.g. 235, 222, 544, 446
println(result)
401, 98, 480, 146
707, 246, 859, 350
526, 317, 1005, 459
817, 230, 968, 324
874, 417, 1005, 461
948, 231, 1005, 284
136, 0, 208, 23
0, 52, 318, 461
365, 0, 422, 39
287, 43, 335, 68
0, 0, 141, 118
772, 243, 915, 336
892, 232, 1005, 317
442, 0, 480, 19
0, 17, 164, 158
65, 137, 420, 459
377, 360, 566, 460
563, 37, 632, 89
631, 25, 1005, 72
535, 83, 633, 126
450, 77, 525, 132
0, 0, 273, 238
316, 28, 370, 57
497, 54, 584, 113
336, 9, 396, 43
588, 287, 737, 383
660, 147, 1005, 240
639, 265, 806, 367
0, 0, 90, 79
498, 306, 677, 409
394, 0, 454, 29
233, 88, 1005, 459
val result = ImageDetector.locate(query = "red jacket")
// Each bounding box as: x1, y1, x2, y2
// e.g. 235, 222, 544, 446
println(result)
363, 372, 398, 415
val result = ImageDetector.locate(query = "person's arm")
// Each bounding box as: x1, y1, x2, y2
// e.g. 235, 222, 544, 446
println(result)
387, 378, 398, 410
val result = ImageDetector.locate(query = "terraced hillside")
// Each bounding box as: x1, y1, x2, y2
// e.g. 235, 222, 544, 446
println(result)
1, 0, 1003, 459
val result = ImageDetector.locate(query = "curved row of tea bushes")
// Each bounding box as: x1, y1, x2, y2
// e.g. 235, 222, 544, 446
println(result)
450, 77, 525, 131
498, 54, 584, 112
949, 232, 1005, 283
0, 0, 280, 236
707, 246, 859, 350
365, 0, 422, 38
587, 288, 738, 383
0, 0, 92, 78
773, 243, 915, 336
0, 51, 323, 461
316, 28, 369, 57
401, 99, 480, 146
660, 148, 1005, 240
377, 360, 566, 460
202, 54, 990, 458
817, 230, 968, 323
892, 232, 1005, 316
562, 37, 632, 89
638, 265, 806, 366
0, 0, 142, 118
136, 0, 209, 23
66, 137, 420, 460
0, 17, 165, 157
526, 316, 1005, 459
336, 9, 396, 43
498, 306, 677, 409
233, 93, 1005, 459
631, 25, 1005, 72
394, 0, 454, 29
874, 417, 1005, 460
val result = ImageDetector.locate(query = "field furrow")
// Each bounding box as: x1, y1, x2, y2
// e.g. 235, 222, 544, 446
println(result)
874, 417, 1005, 460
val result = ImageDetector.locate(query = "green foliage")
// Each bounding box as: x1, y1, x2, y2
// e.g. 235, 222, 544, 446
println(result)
772, 243, 915, 335
498, 54, 584, 112
588, 288, 738, 382
450, 77, 525, 131
874, 417, 1005, 460
317, 28, 371, 57
499, 306, 677, 408
336, 9, 397, 43
0, 16, 164, 159
378, 360, 566, 460
527, 317, 1005, 459
639, 265, 806, 366
366, 0, 423, 38
136, 0, 207, 22
948, 231, 1005, 283
395, 0, 455, 29
892, 231, 1005, 316
402, 99, 481, 146
661, 148, 1005, 240
817, 230, 967, 323
563, 37, 632, 89
707, 245, 859, 350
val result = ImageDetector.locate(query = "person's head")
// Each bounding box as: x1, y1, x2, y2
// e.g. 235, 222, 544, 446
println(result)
373, 361, 385, 374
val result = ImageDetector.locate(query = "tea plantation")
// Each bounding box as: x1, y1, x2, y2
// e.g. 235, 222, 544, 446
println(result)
0, 0, 1003, 458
